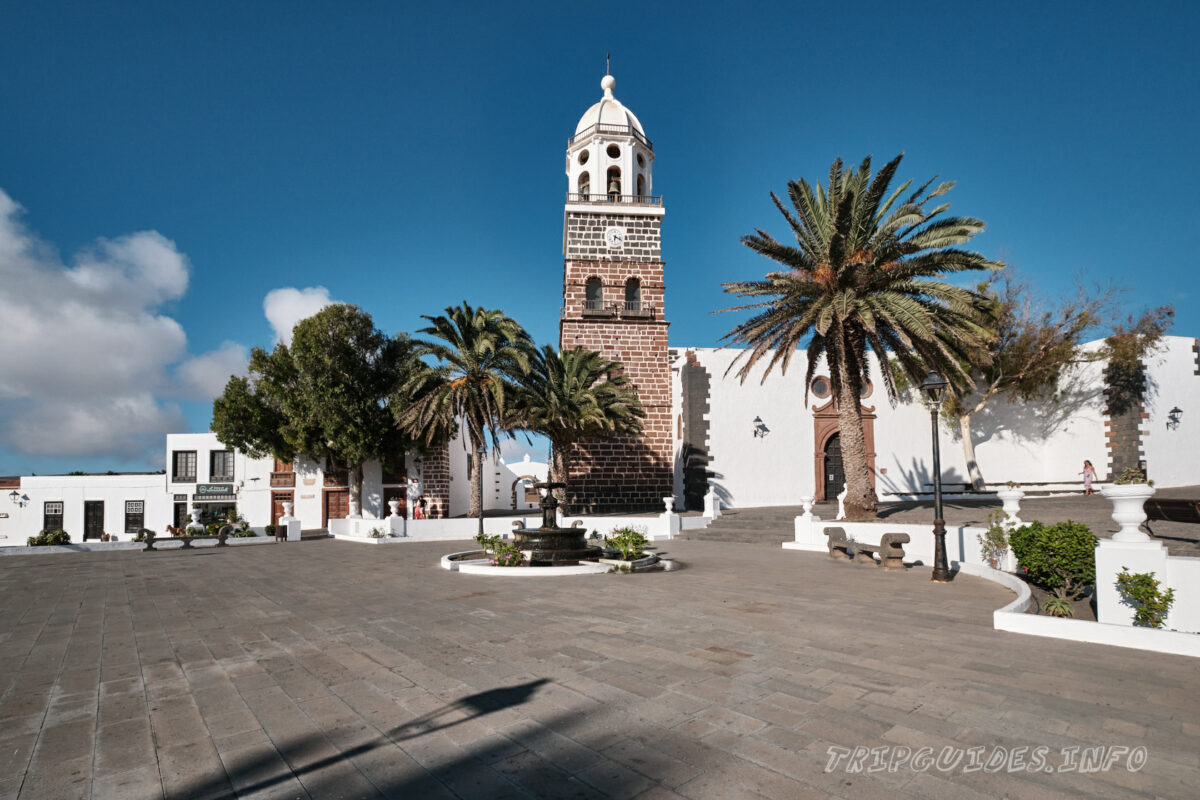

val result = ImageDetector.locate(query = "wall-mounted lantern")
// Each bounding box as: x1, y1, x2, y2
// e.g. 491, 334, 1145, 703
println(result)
752, 416, 770, 438
1167, 406, 1183, 430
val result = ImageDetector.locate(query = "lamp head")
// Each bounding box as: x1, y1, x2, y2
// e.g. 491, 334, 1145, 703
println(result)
920, 372, 949, 406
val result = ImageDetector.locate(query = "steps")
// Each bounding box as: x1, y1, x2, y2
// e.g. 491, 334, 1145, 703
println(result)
681, 506, 806, 545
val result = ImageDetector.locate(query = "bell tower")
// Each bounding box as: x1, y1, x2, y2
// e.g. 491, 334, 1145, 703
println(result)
559, 72, 673, 512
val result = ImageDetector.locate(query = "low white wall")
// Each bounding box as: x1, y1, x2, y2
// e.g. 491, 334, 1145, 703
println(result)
1094, 539, 1200, 634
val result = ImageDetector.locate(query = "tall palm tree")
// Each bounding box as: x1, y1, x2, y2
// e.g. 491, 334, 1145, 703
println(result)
721, 154, 999, 520
397, 303, 532, 534
512, 345, 645, 512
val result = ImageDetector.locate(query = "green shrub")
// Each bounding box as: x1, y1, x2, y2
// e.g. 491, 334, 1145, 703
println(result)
490, 540, 524, 567
231, 528, 257, 538
605, 526, 648, 560
27, 529, 71, 546
1115, 568, 1175, 628
475, 531, 502, 551
265, 524, 276, 537
976, 510, 1009, 569
133, 529, 149, 542
1113, 466, 1154, 486
1043, 596, 1075, 618
1009, 520, 1096, 605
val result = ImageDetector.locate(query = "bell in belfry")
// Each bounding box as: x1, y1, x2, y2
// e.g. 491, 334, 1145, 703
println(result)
608, 176, 621, 195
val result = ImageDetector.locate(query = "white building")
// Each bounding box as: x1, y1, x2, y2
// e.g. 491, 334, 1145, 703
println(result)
1, 430, 551, 545
670, 336, 1200, 509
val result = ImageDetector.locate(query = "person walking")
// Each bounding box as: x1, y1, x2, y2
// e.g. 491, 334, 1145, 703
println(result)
1080, 460, 1097, 496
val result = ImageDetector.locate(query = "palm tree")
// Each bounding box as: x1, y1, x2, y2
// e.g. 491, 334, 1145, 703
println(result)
721, 154, 999, 520
397, 303, 532, 535
512, 345, 645, 512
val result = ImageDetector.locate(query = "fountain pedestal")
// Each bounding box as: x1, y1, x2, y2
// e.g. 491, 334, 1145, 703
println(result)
511, 482, 601, 566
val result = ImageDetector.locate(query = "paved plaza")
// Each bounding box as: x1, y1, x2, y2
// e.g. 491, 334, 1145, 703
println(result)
1, 529, 1198, 799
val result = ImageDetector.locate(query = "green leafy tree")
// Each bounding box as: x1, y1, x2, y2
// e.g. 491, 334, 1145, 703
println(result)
212, 304, 418, 514
512, 345, 644, 512
397, 302, 532, 536
896, 273, 1115, 490
721, 154, 999, 519
1102, 305, 1174, 417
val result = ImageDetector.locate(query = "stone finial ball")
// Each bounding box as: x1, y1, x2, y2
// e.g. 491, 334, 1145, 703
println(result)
601, 74, 615, 92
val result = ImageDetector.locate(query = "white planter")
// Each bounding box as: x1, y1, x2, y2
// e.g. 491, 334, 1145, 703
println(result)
1100, 484, 1155, 542
798, 495, 815, 521
996, 488, 1025, 528
387, 499, 401, 518
281, 501, 294, 520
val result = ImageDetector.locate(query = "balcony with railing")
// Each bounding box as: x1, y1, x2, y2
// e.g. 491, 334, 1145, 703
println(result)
622, 300, 652, 319
567, 301, 656, 320
568, 123, 653, 150
270, 472, 295, 488
566, 193, 662, 206
323, 470, 348, 488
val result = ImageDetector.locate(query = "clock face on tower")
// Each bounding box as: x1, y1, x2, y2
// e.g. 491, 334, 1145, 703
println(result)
604, 226, 626, 249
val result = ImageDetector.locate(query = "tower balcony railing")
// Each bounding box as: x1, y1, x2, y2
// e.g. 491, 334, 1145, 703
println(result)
568, 123, 653, 150
567, 301, 656, 320
566, 193, 662, 206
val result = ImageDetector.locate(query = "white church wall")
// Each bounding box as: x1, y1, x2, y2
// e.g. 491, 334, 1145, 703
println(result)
674, 337, 1193, 509
1140, 336, 1200, 487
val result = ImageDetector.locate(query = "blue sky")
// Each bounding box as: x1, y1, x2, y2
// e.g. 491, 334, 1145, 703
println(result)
1, 1, 1197, 475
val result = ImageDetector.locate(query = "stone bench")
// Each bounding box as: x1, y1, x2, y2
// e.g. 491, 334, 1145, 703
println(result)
1144, 498, 1200, 526
824, 527, 909, 570
142, 525, 231, 552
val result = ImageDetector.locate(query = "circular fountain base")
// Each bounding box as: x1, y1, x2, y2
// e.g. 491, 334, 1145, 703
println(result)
511, 527, 602, 566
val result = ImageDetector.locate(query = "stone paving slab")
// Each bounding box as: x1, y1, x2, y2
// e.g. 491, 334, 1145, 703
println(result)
0, 538, 1197, 798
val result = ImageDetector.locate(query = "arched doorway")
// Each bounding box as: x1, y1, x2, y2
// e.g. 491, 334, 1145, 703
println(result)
823, 434, 844, 501
811, 395, 876, 500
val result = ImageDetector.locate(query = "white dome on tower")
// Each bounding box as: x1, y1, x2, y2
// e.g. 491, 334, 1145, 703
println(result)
574, 74, 646, 137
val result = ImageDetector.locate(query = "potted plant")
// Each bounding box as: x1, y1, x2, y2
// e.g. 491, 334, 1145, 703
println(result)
1099, 466, 1155, 542
995, 481, 1025, 528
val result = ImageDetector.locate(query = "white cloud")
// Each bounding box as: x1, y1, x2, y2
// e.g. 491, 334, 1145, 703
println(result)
173, 341, 249, 400
1, 396, 186, 459
0, 188, 217, 461
263, 286, 335, 345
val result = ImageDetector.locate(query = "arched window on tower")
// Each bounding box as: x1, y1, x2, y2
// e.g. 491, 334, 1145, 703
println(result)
578, 171, 590, 199
585, 277, 603, 311
636, 173, 646, 197
624, 277, 641, 312
607, 166, 621, 199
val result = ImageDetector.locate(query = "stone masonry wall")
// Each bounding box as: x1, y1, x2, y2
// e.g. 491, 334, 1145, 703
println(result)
1104, 402, 1147, 480
560, 316, 673, 512
565, 212, 661, 261
423, 442, 450, 519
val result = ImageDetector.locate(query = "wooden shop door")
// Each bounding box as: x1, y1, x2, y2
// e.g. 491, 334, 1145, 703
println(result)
271, 491, 294, 528
323, 489, 349, 527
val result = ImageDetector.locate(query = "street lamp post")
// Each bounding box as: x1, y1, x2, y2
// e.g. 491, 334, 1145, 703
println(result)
920, 372, 953, 583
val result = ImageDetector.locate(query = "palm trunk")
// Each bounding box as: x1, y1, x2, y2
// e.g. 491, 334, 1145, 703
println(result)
830, 332, 877, 520
959, 412, 986, 491
551, 440, 571, 514
470, 446, 484, 537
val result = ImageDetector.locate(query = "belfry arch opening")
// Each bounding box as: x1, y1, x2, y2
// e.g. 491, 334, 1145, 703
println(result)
585, 277, 603, 310
625, 277, 641, 310
607, 166, 622, 197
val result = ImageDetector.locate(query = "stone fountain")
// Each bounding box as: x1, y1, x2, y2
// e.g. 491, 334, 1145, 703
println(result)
511, 482, 601, 566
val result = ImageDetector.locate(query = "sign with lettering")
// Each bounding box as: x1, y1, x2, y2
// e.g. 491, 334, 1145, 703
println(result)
195, 483, 234, 499
173, 494, 186, 501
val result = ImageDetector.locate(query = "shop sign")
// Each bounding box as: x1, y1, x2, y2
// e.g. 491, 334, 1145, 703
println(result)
173, 494, 187, 501
195, 483, 235, 499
